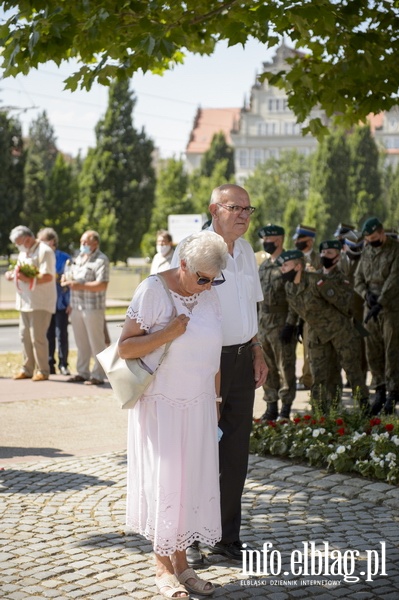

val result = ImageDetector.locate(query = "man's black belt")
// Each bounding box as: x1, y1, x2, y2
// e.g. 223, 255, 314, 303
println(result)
221, 340, 252, 355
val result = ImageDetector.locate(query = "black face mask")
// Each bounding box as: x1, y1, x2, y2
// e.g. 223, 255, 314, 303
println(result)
320, 256, 337, 269
263, 241, 277, 254
281, 268, 297, 283
295, 241, 308, 251
369, 239, 383, 248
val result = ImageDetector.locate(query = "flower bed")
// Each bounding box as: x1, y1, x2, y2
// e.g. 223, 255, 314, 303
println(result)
250, 411, 399, 485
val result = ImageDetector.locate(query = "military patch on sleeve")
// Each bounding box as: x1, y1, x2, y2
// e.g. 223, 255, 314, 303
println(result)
326, 288, 335, 297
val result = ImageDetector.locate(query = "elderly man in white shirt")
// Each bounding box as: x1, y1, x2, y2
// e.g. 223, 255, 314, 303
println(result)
6, 225, 56, 381
173, 184, 268, 564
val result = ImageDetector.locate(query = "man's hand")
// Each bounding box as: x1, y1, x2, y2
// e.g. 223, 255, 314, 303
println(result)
253, 349, 268, 389
365, 303, 382, 324
366, 291, 379, 309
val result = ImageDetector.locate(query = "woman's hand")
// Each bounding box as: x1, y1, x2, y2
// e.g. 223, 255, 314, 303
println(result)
163, 314, 190, 341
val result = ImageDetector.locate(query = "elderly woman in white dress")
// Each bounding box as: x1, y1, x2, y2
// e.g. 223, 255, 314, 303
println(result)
119, 231, 228, 599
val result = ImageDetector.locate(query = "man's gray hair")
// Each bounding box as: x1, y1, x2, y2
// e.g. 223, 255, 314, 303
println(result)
179, 231, 228, 274
9, 225, 34, 243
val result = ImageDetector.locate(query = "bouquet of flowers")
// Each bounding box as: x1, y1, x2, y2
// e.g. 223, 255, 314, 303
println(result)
8, 261, 39, 278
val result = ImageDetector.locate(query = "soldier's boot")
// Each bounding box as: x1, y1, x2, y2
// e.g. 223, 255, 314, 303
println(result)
279, 403, 292, 420
383, 391, 399, 415
370, 385, 386, 416
261, 401, 278, 422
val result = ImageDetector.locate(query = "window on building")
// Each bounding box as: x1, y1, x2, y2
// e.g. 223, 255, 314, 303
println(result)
238, 149, 249, 168
252, 149, 263, 167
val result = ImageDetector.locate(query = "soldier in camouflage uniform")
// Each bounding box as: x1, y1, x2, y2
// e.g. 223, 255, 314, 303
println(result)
279, 249, 370, 415
355, 217, 399, 414
258, 225, 297, 420
293, 224, 321, 391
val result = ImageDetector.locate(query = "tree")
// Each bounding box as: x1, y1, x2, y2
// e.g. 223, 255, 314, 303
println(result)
0, 111, 25, 254
2, 2, 399, 134
140, 158, 189, 258
200, 132, 235, 179
21, 111, 58, 232
308, 129, 351, 240
245, 150, 311, 248
43, 153, 81, 250
303, 189, 329, 240
348, 126, 382, 227
79, 79, 156, 262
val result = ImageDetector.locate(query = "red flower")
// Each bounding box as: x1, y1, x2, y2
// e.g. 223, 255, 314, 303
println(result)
303, 415, 312, 421
311, 419, 317, 424
370, 418, 381, 427
385, 423, 394, 432
335, 418, 344, 426
319, 417, 326, 423
337, 427, 346, 436
253, 418, 262, 424
293, 417, 301, 424
268, 422, 277, 428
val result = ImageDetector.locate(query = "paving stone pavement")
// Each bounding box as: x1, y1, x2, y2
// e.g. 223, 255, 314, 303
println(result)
1, 450, 399, 600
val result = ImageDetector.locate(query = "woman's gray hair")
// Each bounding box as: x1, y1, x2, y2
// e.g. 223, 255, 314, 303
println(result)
9, 225, 34, 243
179, 231, 228, 274
37, 227, 59, 247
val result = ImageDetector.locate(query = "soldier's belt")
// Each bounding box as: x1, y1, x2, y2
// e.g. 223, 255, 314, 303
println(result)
262, 305, 288, 313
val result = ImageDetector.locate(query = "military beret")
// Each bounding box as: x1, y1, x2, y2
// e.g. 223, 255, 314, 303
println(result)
258, 224, 285, 238
292, 224, 316, 240
319, 240, 342, 252
333, 223, 355, 237
276, 249, 304, 265
362, 217, 383, 236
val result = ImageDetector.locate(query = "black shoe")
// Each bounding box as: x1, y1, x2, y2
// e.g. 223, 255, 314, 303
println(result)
370, 384, 386, 416
186, 541, 204, 567
208, 540, 247, 560
261, 403, 278, 422
279, 404, 292, 419
383, 391, 399, 415
49, 365, 56, 375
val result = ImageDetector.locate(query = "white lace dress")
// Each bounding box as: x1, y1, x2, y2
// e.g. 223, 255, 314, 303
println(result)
125, 275, 222, 555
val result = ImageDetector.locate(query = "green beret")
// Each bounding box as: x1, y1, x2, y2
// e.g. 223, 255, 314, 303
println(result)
258, 224, 285, 238
319, 240, 342, 252
362, 217, 382, 236
276, 249, 304, 265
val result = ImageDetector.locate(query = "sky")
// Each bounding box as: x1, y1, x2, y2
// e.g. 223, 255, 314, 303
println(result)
0, 40, 276, 160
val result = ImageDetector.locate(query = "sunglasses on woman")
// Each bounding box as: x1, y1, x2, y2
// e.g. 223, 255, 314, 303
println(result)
196, 272, 226, 286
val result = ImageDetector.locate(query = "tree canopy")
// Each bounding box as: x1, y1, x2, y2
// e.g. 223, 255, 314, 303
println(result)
1, 2, 399, 135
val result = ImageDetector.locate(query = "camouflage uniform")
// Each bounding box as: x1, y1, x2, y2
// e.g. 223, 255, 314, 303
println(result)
298, 249, 322, 389
285, 272, 369, 414
258, 256, 297, 418
354, 236, 399, 396
338, 253, 368, 378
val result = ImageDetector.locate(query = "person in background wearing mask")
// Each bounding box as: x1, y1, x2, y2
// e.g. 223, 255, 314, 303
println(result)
355, 217, 399, 415
279, 249, 370, 415
62, 230, 110, 385
5, 225, 56, 381
292, 224, 321, 392
37, 227, 72, 376
150, 230, 174, 274
257, 224, 297, 421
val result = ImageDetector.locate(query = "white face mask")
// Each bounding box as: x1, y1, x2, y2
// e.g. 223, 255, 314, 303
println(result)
157, 244, 171, 256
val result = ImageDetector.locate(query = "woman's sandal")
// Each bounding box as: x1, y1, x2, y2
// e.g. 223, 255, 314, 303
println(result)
177, 568, 215, 596
155, 573, 191, 599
